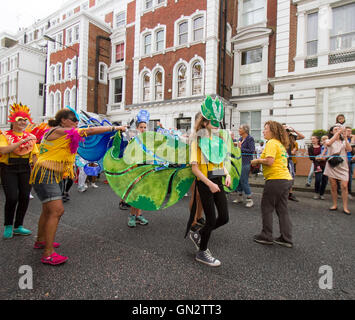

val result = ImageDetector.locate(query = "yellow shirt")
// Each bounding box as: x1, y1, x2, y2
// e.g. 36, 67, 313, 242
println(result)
0, 132, 39, 165
190, 139, 223, 180
261, 139, 292, 180
30, 128, 87, 184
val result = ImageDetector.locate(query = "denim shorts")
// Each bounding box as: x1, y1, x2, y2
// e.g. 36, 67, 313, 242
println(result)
32, 169, 63, 204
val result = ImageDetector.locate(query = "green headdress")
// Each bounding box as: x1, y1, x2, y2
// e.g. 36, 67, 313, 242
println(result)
201, 96, 224, 127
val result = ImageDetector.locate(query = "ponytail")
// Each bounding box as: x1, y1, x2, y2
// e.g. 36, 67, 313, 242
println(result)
47, 109, 75, 127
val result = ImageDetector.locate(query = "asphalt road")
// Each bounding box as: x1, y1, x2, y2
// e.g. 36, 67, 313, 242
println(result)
0, 181, 354, 300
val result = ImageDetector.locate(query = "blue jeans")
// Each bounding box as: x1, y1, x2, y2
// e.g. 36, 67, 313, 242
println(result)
349, 160, 355, 193
307, 163, 314, 185
236, 163, 252, 196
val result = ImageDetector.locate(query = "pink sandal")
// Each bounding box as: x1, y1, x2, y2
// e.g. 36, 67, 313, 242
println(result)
41, 252, 68, 265
34, 241, 61, 249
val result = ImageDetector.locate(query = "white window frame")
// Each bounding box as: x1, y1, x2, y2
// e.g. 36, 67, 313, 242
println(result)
70, 87, 77, 108
152, 66, 164, 101
192, 15, 204, 42
177, 20, 189, 46
98, 62, 108, 84
55, 91, 61, 114
66, 28, 73, 46
139, 68, 152, 103
56, 63, 63, 82
113, 77, 124, 104
65, 60, 72, 80
190, 58, 204, 96
238, 0, 267, 30
174, 11, 206, 47
64, 88, 71, 108
155, 28, 165, 52
172, 60, 188, 99
143, 32, 152, 55
115, 11, 126, 29
232, 30, 270, 96
50, 66, 56, 84
115, 42, 125, 63
49, 92, 55, 116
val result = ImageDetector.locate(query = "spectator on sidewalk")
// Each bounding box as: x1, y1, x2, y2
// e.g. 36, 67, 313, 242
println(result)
345, 127, 355, 199
306, 163, 314, 187
282, 125, 305, 202
251, 121, 293, 248
233, 124, 255, 208
308, 136, 328, 200
324, 124, 352, 215
336, 114, 346, 126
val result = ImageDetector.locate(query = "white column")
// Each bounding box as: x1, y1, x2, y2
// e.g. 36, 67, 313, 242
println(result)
318, 5, 331, 67
232, 48, 241, 96
132, 1, 142, 104
322, 88, 329, 130
205, 0, 219, 95
295, 12, 305, 72
261, 44, 269, 92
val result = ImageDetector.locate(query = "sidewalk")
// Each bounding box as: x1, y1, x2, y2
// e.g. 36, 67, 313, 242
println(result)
249, 173, 355, 195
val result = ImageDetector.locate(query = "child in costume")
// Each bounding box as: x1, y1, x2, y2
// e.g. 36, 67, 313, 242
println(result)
0, 103, 38, 239
127, 110, 150, 228
30, 108, 126, 265
188, 97, 231, 267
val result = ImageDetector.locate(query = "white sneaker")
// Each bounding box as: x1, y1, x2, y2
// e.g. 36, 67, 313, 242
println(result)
195, 250, 221, 267
233, 194, 243, 204
29, 193, 34, 199
245, 198, 254, 208
91, 183, 99, 188
78, 186, 87, 193
313, 195, 320, 200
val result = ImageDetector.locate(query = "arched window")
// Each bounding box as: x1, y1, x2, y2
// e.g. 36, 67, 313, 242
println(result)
177, 65, 187, 97
56, 64, 62, 82
64, 89, 70, 108
154, 71, 163, 101
50, 66, 56, 83
55, 92, 61, 113
50, 93, 55, 116
66, 61, 72, 80
70, 87, 76, 109
143, 73, 151, 102
191, 61, 203, 95
99, 62, 107, 83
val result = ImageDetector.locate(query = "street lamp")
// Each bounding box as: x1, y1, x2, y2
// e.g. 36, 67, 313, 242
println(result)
44, 34, 79, 111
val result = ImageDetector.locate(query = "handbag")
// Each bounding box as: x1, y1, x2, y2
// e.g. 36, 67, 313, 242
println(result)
327, 153, 344, 167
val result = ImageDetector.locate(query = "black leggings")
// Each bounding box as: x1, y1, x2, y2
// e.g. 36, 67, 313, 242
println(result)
1, 164, 31, 228
60, 178, 74, 194
197, 177, 229, 251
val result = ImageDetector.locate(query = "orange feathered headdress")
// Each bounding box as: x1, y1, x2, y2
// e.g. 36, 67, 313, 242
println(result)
8, 103, 33, 124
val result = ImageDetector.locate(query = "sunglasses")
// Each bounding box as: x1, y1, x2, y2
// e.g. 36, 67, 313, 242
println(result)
68, 117, 79, 123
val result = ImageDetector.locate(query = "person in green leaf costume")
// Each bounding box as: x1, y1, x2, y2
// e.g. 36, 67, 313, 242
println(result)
187, 96, 235, 267
103, 97, 241, 260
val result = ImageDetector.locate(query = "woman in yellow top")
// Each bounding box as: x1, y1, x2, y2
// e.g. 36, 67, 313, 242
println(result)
251, 121, 293, 248
31, 109, 126, 265
189, 98, 231, 267
0, 103, 38, 239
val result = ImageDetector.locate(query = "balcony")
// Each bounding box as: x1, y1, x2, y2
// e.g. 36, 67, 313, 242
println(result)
329, 49, 355, 65
239, 84, 261, 96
